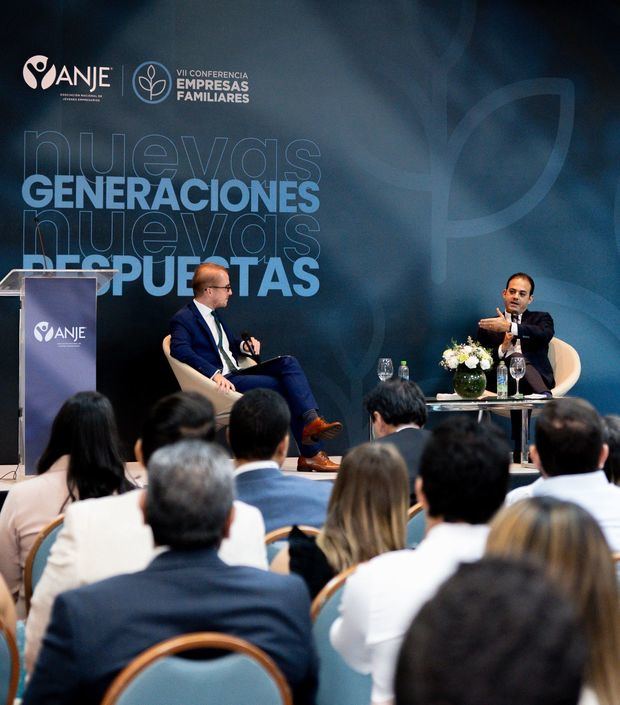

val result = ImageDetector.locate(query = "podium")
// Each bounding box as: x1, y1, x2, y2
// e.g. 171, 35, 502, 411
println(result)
0, 270, 116, 475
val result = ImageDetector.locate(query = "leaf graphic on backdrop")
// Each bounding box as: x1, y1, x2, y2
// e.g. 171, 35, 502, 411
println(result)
446, 78, 575, 239
138, 76, 152, 93
150, 80, 167, 98
413, 0, 477, 71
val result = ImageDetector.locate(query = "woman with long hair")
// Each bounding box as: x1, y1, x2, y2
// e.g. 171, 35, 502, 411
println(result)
272, 442, 409, 597
0, 391, 134, 616
486, 497, 620, 705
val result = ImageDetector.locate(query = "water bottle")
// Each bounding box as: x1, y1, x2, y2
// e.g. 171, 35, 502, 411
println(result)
497, 360, 508, 399
398, 360, 409, 380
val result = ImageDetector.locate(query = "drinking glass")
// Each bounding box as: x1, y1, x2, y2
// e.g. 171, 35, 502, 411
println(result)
377, 358, 393, 382
509, 355, 526, 398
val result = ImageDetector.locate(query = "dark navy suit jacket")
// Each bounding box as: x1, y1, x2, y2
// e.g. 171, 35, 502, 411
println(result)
477, 309, 555, 389
170, 301, 242, 378
24, 548, 317, 705
235, 464, 333, 532
375, 427, 431, 504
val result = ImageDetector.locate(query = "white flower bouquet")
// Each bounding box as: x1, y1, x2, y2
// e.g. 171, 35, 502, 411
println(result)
440, 337, 493, 372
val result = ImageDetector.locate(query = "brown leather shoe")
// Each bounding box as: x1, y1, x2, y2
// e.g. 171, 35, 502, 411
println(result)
301, 417, 343, 444
297, 451, 340, 473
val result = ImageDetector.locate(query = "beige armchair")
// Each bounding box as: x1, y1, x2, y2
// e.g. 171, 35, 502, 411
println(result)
546, 337, 581, 397
162, 335, 256, 430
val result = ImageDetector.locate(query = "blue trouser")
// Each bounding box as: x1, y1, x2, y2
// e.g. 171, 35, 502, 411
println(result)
227, 355, 322, 458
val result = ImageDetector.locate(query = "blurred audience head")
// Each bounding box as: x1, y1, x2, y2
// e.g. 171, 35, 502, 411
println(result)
318, 442, 408, 572
533, 398, 607, 477
228, 388, 290, 462
364, 379, 427, 437
395, 557, 585, 705
138, 391, 215, 466
602, 414, 620, 485
145, 440, 233, 550
37, 390, 132, 503
417, 416, 510, 524
487, 497, 620, 705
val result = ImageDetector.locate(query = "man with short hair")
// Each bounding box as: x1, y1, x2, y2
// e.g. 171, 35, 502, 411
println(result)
24, 441, 318, 705
170, 262, 341, 472
477, 272, 555, 458
365, 379, 431, 503
331, 416, 510, 705
25, 392, 267, 674
230, 388, 333, 531
394, 558, 585, 705
506, 397, 620, 551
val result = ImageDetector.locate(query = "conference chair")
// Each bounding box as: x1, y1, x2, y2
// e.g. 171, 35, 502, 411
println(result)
162, 335, 256, 430
100, 632, 292, 705
406, 503, 425, 549
265, 525, 321, 567
24, 515, 65, 614
0, 621, 19, 705
311, 566, 372, 705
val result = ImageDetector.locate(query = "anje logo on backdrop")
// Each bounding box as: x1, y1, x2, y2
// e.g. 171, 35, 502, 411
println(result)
23, 56, 57, 90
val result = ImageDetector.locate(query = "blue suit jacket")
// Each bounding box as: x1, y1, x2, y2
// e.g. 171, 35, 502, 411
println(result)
235, 465, 333, 532
170, 302, 242, 378
24, 548, 317, 705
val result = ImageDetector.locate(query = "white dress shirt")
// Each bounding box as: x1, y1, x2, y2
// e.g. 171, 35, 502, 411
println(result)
193, 298, 237, 375
531, 470, 620, 551
330, 522, 489, 704
498, 311, 522, 357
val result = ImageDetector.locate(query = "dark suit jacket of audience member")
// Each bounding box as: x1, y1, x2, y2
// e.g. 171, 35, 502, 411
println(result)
235, 465, 332, 532
375, 428, 431, 504
23, 547, 318, 705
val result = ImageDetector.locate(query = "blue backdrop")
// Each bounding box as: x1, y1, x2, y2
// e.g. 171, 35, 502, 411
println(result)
1, 0, 619, 461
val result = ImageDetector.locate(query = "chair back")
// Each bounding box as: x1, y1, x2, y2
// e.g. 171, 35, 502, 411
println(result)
406, 503, 425, 549
0, 623, 19, 705
547, 337, 581, 397
311, 567, 372, 705
264, 525, 321, 566
162, 335, 255, 429
101, 632, 292, 705
24, 515, 65, 613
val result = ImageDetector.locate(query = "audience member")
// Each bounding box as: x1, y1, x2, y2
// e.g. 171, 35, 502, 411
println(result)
487, 497, 620, 705
0, 574, 16, 638
230, 389, 333, 531
0, 391, 135, 617
330, 416, 510, 705
395, 558, 586, 705
365, 379, 430, 504
505, 398, 620, 551
24, 441, 317, 705
271, 443, 408, 598
25, 391, 267, 674
602, 414, 620, 485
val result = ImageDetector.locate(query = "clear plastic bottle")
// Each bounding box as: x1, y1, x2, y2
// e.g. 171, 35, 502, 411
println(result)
497, 360, 508, 399
398, 360, 409, 380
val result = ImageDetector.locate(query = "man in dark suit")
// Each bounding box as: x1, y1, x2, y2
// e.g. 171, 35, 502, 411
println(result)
23, 440, 317, 705
477, 272, 555, 457
231, 389, 333, 532
170, 262, 341, 472
365, 379, 431, 505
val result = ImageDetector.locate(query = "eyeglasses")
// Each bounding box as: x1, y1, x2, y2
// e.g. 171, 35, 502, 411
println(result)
205, 284, 232, 291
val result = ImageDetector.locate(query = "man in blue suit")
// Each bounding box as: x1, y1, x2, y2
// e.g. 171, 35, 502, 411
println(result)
24, 440, 318, 705
170, 262, 341, 472
231, 389, 333, 532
